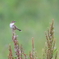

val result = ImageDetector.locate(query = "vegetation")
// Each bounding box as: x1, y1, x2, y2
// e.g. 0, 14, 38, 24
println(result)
0, 0, 59, 59
8, 20, 58, 59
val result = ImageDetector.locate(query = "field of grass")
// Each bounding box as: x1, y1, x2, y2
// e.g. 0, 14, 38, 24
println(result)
0, 0, 59, 59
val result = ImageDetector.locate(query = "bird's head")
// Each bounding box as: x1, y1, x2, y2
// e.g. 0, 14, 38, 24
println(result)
10, 21, 16, 26
11, 21, 16, 23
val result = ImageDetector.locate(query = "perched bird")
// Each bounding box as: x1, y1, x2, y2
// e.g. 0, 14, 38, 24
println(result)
10, 21, 21, 32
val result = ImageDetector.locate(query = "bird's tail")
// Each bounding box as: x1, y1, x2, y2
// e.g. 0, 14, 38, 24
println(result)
17, 28, 21, 31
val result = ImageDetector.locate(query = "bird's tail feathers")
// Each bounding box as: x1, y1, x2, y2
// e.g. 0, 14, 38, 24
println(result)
17, 28, 22, 31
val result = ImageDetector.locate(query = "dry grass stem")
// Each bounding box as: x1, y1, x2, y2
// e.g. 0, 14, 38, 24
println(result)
44, 19, 57, 59
8, 45, 14, 59
12, 33, 21, 59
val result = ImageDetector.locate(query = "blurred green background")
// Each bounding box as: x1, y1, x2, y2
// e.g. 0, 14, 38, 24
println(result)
0, 0, 59, 59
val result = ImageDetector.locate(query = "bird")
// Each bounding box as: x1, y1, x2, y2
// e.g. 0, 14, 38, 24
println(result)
10, 21, 21, 33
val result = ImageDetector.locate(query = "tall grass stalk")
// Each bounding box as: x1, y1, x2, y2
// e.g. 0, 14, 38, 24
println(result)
43, 19, 58, 59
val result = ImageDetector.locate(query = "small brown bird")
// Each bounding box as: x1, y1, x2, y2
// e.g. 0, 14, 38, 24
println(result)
10, 21, 21, 32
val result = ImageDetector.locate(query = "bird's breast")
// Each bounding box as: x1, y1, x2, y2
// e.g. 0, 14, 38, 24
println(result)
10, 23, 14, 28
